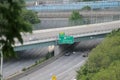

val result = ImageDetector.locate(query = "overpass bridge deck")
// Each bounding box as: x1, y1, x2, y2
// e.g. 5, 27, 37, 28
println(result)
14, 20, 120, 51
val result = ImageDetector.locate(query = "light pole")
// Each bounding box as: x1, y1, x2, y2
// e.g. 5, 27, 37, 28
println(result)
0, 47, 3, 80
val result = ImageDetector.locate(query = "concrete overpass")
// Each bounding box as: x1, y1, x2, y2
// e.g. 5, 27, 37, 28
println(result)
14, 20, 120, 55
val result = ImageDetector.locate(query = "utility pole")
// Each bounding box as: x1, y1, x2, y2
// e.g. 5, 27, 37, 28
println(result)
0, 46, 3, 80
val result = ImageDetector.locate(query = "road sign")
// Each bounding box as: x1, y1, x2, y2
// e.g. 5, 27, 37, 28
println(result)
52, 75, 57, 80
58, 32, 74, 44
58, 35, 74, 44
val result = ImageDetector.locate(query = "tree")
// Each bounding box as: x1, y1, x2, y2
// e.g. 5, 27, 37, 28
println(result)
0, 0, 32, 58
91, 61, 120, 80
82, 6, 91, 11
69, 10, 84, 26
78, 0, 99, 1
22, 10, 40, 24
76, 30, 120, 80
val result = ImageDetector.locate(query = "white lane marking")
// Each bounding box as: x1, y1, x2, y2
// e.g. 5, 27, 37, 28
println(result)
57, 59, 86, 77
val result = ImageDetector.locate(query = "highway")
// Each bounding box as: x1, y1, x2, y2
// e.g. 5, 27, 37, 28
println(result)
4, 39, 101, 80
3, 47, 48, 78
18, 51, 87, 80
34, 17, 115, 30
37, 11, 120, 18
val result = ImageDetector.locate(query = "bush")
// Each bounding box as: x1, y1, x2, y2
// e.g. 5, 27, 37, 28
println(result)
69, 10, 84, 26
77, 30, 120, 80
22, 67, 27, 71
82, 6, 91, 11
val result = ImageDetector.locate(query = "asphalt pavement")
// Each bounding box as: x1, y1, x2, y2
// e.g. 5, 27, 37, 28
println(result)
18, 51, 87, 80
3, 47, 48, 79
33, 17, 115, 30
5, 38, 101, 80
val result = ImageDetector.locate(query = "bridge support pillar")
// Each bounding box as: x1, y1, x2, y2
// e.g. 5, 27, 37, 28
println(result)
54, 45, 61, 56
54, 44, 71, 56
48, 45, 54, 53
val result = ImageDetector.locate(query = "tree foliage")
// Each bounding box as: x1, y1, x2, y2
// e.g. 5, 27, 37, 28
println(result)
82, 6, 91, 11
91, 61, 120, 80
22, 10, 40, 24
69, 10, 84, 26
78, 0, 100, 1
0, 0, 32, 58
77, 30, 120, 80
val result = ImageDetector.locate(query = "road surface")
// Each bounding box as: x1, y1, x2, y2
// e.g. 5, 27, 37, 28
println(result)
4, 39, 101, 79
38, 11, 120, 18
3, 47, 48, 79
33, 17, 116, 30
18, 51, 87, 80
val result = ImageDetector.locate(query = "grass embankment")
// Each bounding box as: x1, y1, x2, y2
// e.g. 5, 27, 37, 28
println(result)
77, 30, 120, 80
